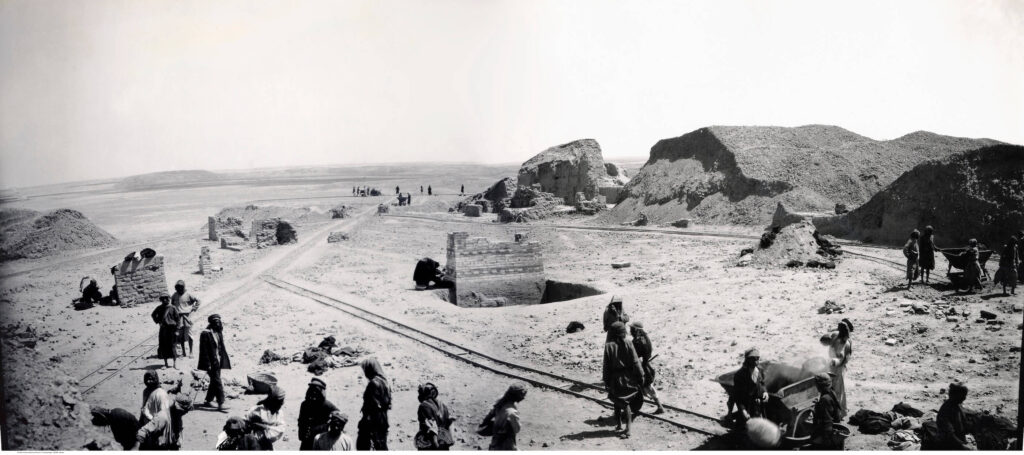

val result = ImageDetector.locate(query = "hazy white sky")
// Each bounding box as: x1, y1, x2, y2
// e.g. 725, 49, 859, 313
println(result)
1, 0, 1022, 188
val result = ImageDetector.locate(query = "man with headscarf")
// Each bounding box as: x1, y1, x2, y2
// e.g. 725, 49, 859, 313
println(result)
245, 385, 287, 450
602, 296, 630, 342
216, 416, 260, 450
934, 382, 972, 450
198, 314, 231, 411
733, 348, 767, 426
629, 321, 665, 414
298, 377, 339, 450
171, 280, 200, 358
357, 357, 392, 450
155, 294, 179, 369
136, 403, 175, 450
810, 373, 843, 450
415, 382, 456, 450
91, 406, 139, 450
313, 411, 355, 450
603, 321, 644, 438
165, 384, 194, 450
820, 318, 853, 418
140, 370, 171, 427
486, 383, 527, 450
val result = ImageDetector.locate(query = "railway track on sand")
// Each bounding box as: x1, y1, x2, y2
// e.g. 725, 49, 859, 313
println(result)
261, 275, 727, 437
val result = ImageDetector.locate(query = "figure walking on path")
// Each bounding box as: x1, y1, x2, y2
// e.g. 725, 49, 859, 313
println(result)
630, 321, 665, 414
603, 321, 644, 438
198, 314, 231, 412
414, 383, 456, 450
485, 383, 527, 450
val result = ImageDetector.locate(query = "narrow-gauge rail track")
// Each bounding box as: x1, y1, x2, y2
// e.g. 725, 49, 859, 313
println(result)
261, 275, 728, 437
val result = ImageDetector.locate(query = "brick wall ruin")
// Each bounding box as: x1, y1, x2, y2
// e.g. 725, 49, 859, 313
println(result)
198, 246, 214, 274
208, 216, 246, 241
113, 255, 168, 307
251, 218, 297, 249
445, 232, 545, 307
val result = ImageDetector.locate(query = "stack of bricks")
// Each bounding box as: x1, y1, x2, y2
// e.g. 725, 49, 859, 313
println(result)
462, 205, 482, 217
445, 232, 545, 307
113, 255, 168, 307
198, 246, 215, 274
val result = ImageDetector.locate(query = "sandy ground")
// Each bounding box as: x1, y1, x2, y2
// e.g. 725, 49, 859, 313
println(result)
1, 178, 1021, 450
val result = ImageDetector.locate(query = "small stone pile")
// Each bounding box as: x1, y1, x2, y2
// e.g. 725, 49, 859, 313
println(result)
327, 232, 349, 243
744, 221, 839, 269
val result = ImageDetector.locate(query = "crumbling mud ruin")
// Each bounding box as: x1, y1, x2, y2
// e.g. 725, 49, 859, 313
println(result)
251, 218, 297, 248
608, 126, 1000, 226
112, 253, 168, 307
442, 232, 602, 307
463, 138, 627, 222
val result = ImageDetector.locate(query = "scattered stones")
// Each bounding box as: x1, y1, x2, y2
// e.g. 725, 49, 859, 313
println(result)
980, 310, 997, 320
885, 338, 898, 346
611, 262, 631, 269
818, 300, 845, 314
671, 219, 691, 228
327, 232, 349, 243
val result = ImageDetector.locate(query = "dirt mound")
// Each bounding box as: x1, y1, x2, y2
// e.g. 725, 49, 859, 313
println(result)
518, 139, 622, 205
605, 125, 1000, 225
743, 221, 838, 268
815, 144, 1024, 247
1, 325, 116, 450
0, 208, 116, 261
214, 204, 328, 225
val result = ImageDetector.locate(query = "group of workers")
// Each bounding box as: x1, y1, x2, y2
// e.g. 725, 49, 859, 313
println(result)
903, 227, 1022, 295
98, 309, 527, 451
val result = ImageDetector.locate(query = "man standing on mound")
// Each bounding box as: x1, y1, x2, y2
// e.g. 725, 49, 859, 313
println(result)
198, 314, 231, 412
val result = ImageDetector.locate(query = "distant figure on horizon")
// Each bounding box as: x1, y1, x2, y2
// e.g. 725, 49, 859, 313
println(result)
420, 185, 423, 194
396, 186, 400, 195
428, 185, 432, 196
919, 226, 936, 284
460, 184, 464, 195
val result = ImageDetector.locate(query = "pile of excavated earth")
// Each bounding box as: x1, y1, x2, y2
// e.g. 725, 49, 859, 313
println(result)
812, 144, 1024, 246
606, 125, 1000, 226
1, 324, 116, 450
0, 208, 116, 261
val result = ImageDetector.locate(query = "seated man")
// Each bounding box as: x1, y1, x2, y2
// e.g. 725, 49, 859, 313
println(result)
81, 279, 103, 304
810, 373, 843, 450
933, 382, 973, 450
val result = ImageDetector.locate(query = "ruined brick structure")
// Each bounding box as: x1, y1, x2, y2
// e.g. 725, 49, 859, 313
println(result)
445, 232, 545, 307
463, 205, 482, 217
198, 246, 214, 274
251, 218, 297, 249
207, 216, 245, 241
113, 255, 167, 307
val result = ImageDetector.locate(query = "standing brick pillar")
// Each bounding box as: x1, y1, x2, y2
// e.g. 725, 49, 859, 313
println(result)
444, 232, 545, 307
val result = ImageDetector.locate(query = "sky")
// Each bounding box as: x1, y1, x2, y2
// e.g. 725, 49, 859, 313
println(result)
1, 0, 1022, 188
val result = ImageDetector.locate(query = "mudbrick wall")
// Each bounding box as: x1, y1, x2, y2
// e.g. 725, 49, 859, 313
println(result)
198, 246, 213, 274
251, 218, 297, 249
445, 232, 545, 307
113, 255, 167, 307
208, 216, 245, 241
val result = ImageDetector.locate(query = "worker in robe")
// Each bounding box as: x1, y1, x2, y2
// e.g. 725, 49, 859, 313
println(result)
298, 377, 339, 450
603, 321, 644, 438
733, 348, 767, 426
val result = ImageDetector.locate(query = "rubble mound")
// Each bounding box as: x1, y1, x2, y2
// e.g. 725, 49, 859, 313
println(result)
815, 144, 1024, 246
606, 125, 1000, 225
329, 205, 349, 219
1, 325, 115, 450
744, 221, 838, 268
0, 208, 116, 261
214, 204, 327, 224
498, 186, 566, 222
517, 139, 622, 205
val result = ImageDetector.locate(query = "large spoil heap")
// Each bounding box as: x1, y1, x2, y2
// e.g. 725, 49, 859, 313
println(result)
608, 126, 1000, 225
517, 138, 625, 205
814, 144, 1024, 246
444, 232, 545, 307
0, 208, 116, 261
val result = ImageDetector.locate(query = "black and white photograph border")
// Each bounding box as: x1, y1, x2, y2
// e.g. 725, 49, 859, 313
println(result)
0, 0, 1021, 452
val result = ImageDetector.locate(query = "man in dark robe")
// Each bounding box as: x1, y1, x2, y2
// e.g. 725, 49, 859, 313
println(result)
733, 348, 767, 426
91, 406, 139, 450
198, 314, 231, 411
81, 279, 103, 303
810, 373, 843, 450
602, 295, 629, 341
603, 321, 644, 438
298, 377, 339, 450
935, 382, 972, 450
357, 357, 392, 450
630, 321, 665, 414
